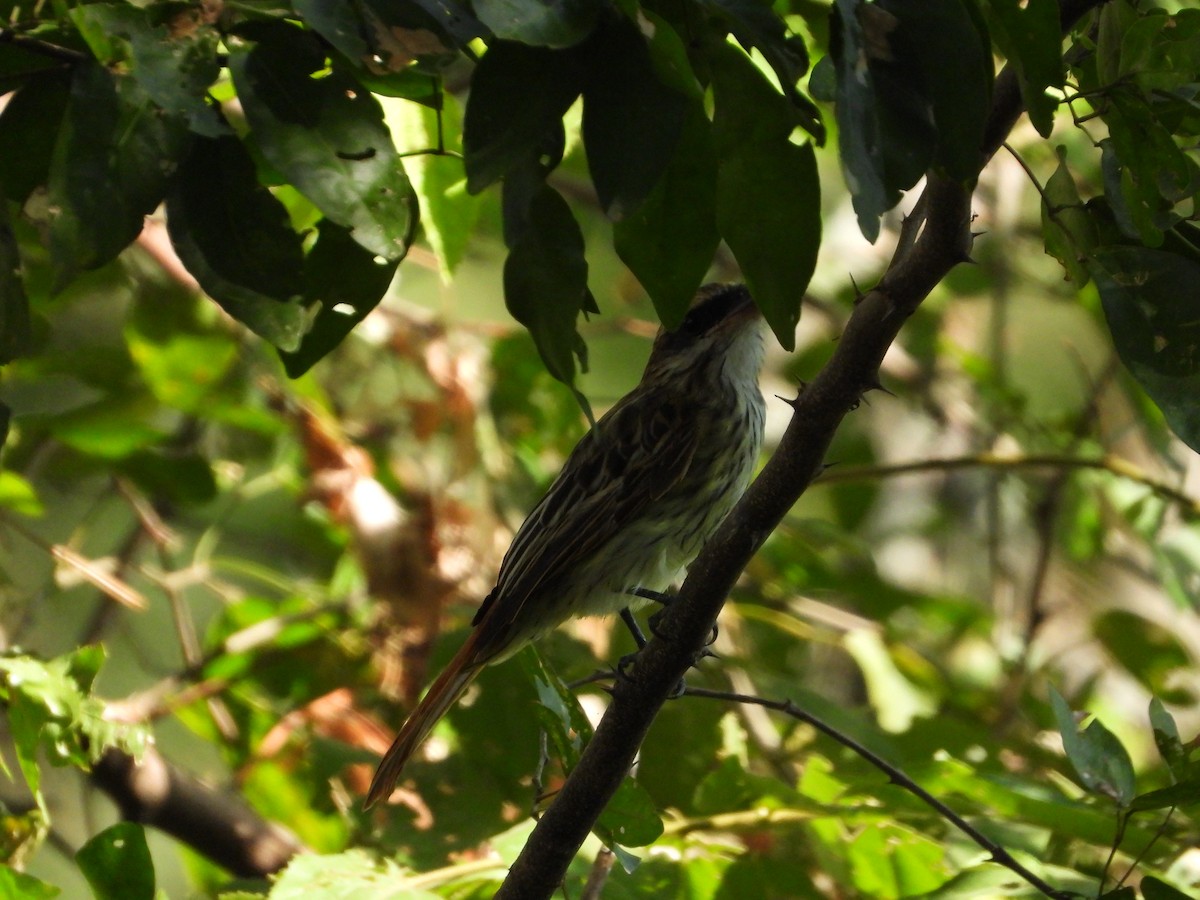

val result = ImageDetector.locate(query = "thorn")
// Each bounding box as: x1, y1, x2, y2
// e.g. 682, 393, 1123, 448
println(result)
849, 273, 867, 304
863, 374, 897, 397
955, 250, 978, 265
775, 393, 799, 409
972, 230, 987, 239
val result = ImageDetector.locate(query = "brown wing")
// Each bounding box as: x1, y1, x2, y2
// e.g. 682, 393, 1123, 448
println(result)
469, 389, 699, 657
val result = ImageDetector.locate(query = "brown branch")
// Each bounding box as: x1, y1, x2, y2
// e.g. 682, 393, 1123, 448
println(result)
495, 1, 1110, 897
91, 746, 304, 878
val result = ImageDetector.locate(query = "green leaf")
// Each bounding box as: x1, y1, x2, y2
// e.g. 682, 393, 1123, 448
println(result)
1103, 90, 1200, 246
279, 219, 399, 377
581, 17, 688, 220
520, 650, 664, 849
613, 104, 718, 329
395, 93, 482, 278
503, 184, 591, 401
711, 44, 819, 350
292, 0, 375, 66
126, 327, 239, 413
75, 823, 154, 900
43, 396, 167, 459
463, 41, 583, 193
981, 0, 1063, 137
1041, 146, 1098, 284
165, 134, 309, 351
269, 850, 437, 899
0, 866, 58, 900
46, 63, 190, 290
473, 0, 600, 47
1128, 779, 1200, 813
1149, 698, 1188, 780
1142, 876, 1196, 900
0, 471, 43, 517
70, 2, 223, 138
229, 22, 416, 261
116, 450, 218, 505
827, 0, 930, 241
0, 41, 65, 95
0, 70, 71, 203
1118, 8, 1200, 94
0, 204, 31, 365
703, 0, 823, 141
1089, 246, 1200, 453
1049, 686, 1136, 807
878, 0, 991, 181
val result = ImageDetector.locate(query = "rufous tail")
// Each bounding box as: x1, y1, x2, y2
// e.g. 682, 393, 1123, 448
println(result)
364, 633, 486, 808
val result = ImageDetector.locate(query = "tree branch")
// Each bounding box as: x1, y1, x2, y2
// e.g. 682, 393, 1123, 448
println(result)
91, 746, 304, 878
496, 2, 1110, 896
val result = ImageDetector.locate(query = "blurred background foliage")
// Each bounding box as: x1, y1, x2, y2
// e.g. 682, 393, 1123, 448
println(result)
0, 0, 1199, 897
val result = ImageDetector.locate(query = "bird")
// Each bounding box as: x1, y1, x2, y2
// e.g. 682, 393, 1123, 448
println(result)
365, 282, 767, 808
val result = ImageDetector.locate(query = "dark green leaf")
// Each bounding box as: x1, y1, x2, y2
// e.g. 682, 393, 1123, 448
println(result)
116, 451, 218, 505
0, 70, 71, 203
280, 219, 399, 376
292, 0, 375, 65
1128, 779, 1200, 813
1149, 698, 1188, 780
981, 0, 1063, 137
1118, 8, 1200, 94
0, 204, 31, 365
1142, 876, 1196, 900
473, 0, 599, 47
503, 184, 591, 404
1103, 90, 1200, 246
368, 0, 486, 51
709, 0, 825, 140
166, 134, 309, 350
1049, 686, 1136, 807
614, 104, 718, 329
877, 0, 991, 181
70, 2, 223, 137
75, 823, 154, 900
712, 44, 819, 349
46, 63, 190, 290
229, 22, 416, 260
0, 42, 67, 95
828, 0, 930, 241
1089, 246, 1200, 453
520, 649, 663, 849
463, 41, 583, 193
1042, 146, 1099, 284
581, 17, 688, 220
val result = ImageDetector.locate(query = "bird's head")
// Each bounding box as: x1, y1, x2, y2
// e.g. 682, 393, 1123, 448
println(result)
644, 284, 765, 386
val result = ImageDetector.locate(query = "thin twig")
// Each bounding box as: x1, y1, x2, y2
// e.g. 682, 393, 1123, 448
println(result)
683, 686, 1078, 900
580, 847, 615, 900
814, 452, 1197, 515
0, 28, 86, 63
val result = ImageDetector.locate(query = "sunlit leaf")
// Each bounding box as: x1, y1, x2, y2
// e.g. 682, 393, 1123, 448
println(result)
229, 22, 416, 261
1050, 687, 1137, 807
